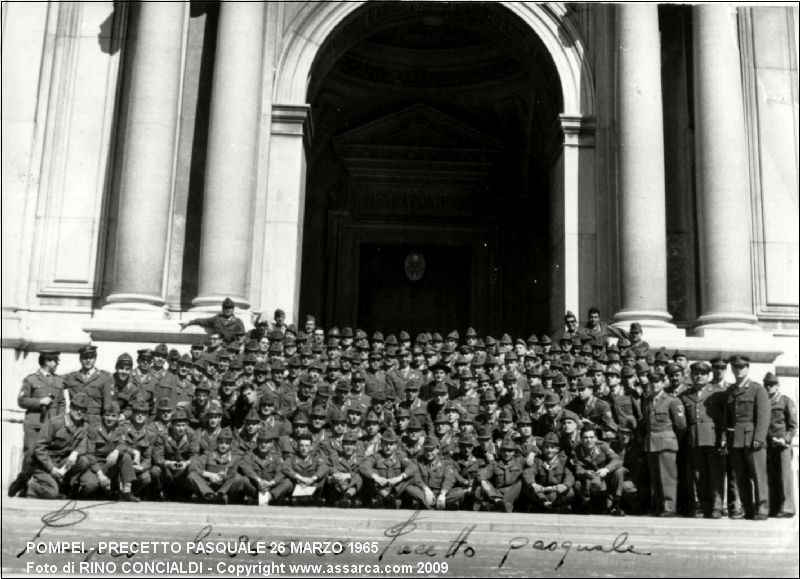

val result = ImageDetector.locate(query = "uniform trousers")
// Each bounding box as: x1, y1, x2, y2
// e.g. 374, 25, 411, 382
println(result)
647, 450, 678, 514
767, 446, 794, 515
730, 447, 769, 517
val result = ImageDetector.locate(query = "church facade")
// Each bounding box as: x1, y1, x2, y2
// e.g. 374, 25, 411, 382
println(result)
2, 2, 798, 480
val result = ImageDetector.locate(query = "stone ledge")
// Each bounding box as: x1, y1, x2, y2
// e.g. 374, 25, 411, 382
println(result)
82, 319, 208, 344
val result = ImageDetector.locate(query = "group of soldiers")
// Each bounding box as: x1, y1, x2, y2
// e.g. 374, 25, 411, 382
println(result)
9, 301, 797, 520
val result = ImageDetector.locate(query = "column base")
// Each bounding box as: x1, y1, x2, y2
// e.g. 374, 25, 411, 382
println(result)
103, 293, 169, 317
693, 313, 761, 337
612, 310, 686, 340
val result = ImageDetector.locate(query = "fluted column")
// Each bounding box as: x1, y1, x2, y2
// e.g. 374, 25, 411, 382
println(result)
613, 4, 674, 327
693, 5, 759, 335
192, 2, 265, 311
104, 2, 185, 312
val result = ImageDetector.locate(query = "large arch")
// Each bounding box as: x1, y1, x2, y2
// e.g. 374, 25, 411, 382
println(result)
273, 2, 594, 117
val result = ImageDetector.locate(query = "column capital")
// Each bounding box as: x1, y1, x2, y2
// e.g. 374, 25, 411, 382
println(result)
560, 114, 595, 147
271, 103, 312, 139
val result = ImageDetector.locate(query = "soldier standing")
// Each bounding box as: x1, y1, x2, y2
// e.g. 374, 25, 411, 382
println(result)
763, 372, 797, 518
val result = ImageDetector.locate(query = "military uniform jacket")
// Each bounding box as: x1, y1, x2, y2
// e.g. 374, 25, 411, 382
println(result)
18, 370, 66, 429
454, 393, 481, 418
573, 442, 622, 478
387, 367, 422, 399
120, 423, 156, 470
282, 451, 329, 481
768, 393, 798, 445
567, 396, 618, 432
33, 414, 88, 472
364, 370, 388, 397
235, 428, 260, 455
86, 423, 127, 471
642, 392, 686, 452
199, 426, 223, 455
260, 415, 291, 441
726, 379, 770, 448
62, 369, 114, 416
359, 452, 417, 481
239, 450, 285, 484
360, 432, 382, 457
523, 453, 574, 487
329, 452, 364, 486
153, 428, 200, 464
611, 390, 642, 431
477, 457, 525, 488
189, 313, 245, 342
189, 449, 238, 478
679, 384, 727, 447
559, 431, 582, 459
414, 456, 455, 492
452, 452, 484, 487
399, 399, 433, 435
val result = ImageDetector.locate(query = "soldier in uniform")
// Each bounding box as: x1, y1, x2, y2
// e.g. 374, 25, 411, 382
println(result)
567, 377, 617, 441
62, 345, 114, 427
180, 297, 245, 343
78, 402, 136, 500
573, 424, 624, 515
725, 355, 770, 520
186, 427, 245, 504
152, 407, 199, 501
359, 428, 418, 509
522, 431, 575, 513
282, 433, 329, 505
9, 349, 66, 496
476, 438, 525, 512
27, 393, 90, 499
764, 372, 797, 518
325, 431, 364, 508
119, 399, 156, 499
609, 426, 647, 515
407, 437, 464, 510
679, 361, 727, 518
642, 370, 686, 517
238, 431, 292, 506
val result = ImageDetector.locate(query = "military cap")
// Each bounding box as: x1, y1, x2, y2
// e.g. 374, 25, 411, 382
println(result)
229, 359, 243, 371
407, 418, 423, 430
543, 432, 560, 447
431, 383, 448, 396
137, 348, 153, 359
243, 408, 260, 423
434, 412, 449, 424
78, 345, 98, 357
131, 399, 150, 413
177, 353, 191, 365
339, 431, 357, 444
604, 366, 621, 376
338, 327, 352, 338
665, 363, 683, 376
398, 331, 411, 341
385, 334, 398, 346
151, 344, 167, 356
688, 361, 711, 374
253, 362, 269, 374
578, 377, 595, 390
347, 406, 364, 415
544, 392, 561, 405
728, 355, 750, 367
371, 391, 387, 403
354, 329, 367, 340
621, 366, 637, 378
329, 409, 346, 423
317, 384, 333, 398
482, 390, 497, 403
457, 345, 473, 356
537, 334, 551, 345
116, 353, 134, 366
588, 362, 605, 374
220, 372, 237, 384
617, 424, 634, 435
166, 349, 179, 362
171, 407, 189, 422
298, 374, 315, 388
647, 370, 665, 383
498, 409, 514, 422
440, 344, 455, 355
429, 361, 450, 373
326, 338, 340, 349
221, 297, 235, 308
422, 437, 439, 450
287, 355, 301, 367
447, 330, 460, 341
552, 374, 567, 386
310, 405, 327, 418
634, 361, 650, 373
364, 411, 381, 424
217, 351, 233, 361
458, 433, 477, 446
241, 353, 256, 364
517, 414, 532, 425
369, 332, 383, 343
426, 332, 440, 343
351, 370, 365, 382
530, 383, 546, 396
204, 399, 223, 416
460, 414, 475, 425
561, 410, 580, 423
763, 372, 778, 385
258, 392, 277, 406
257, 430, 278, 442
606, 351, 621, 362
484, 335, 496, 347
629, 322, 642, 332
193, 359, 207, 370
501, 371, 516, 383
708, 357, 726, 369
618, 338, 631, 348
654, 350, 670, 363
340, 351, 355, 362
404, 381, 420, 391
268, 342, 284, 353
477, 373, 491, 384
476, 427, 492, 440
395, 407, 410, 419
194, 381, 211, 392
368, 351, 383, 361
335, 381, 350, 394
381, 429, 398, 443
293, 412, 310, 425
445, 402, 461, 414
500, 439, 517, 451
156, 397, 174, 412
102, 401, 121, 415
420, 346, 433, 356
218, 427, 234, 441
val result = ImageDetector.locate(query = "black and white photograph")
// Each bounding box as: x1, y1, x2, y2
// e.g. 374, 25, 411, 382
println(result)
2, 1, 798, 577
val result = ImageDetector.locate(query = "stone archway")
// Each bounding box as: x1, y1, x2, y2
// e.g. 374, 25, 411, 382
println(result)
261, 2, 596, 333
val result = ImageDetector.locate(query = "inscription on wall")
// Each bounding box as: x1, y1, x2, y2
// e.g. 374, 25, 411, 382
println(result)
355, 188, 474, 218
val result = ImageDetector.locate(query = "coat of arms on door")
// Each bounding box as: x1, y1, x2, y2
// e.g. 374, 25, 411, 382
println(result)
404, 252, 425, 281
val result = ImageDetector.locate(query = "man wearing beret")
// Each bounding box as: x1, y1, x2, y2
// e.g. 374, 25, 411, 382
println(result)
725, 355, 770, 520
642, 370, 686, 517
238, 431, 291, 506
63, 345, 115, 427
179, 297, 245, 344
679, 361, 728, 518
187, 427, 245, 504
27, 393, 90, 499
9, 350, 66, 496
152, 407, 199, 501
764, 372, 796, 518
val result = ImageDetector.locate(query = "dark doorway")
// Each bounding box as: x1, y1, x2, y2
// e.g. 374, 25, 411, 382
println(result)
358, 244, 471, 336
